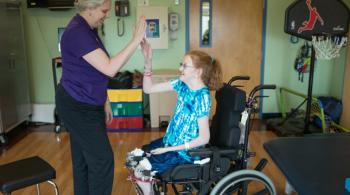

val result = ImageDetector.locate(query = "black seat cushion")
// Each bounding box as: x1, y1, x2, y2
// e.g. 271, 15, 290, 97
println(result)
0, 156, 56, 193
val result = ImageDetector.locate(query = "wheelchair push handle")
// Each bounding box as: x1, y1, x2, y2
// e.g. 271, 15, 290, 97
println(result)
228, 75, 250, 85
249, 84, 276, 98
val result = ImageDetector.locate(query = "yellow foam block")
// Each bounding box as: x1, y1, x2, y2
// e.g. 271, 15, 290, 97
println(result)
107, 89, 142, 102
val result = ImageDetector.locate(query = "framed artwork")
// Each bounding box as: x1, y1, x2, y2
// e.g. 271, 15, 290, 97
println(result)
146, 19, 160, 38
137, 6, 168, 49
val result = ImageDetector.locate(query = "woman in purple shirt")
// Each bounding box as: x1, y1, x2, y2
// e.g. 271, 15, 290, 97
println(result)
55, 0, 146, 194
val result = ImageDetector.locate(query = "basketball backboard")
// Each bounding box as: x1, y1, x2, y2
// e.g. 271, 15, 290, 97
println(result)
285, 0, 350, 40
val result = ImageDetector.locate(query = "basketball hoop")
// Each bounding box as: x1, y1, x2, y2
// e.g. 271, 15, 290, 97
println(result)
311, 35, 348, 60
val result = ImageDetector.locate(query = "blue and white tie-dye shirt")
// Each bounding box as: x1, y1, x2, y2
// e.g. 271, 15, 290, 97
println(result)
163, 79, 211, 162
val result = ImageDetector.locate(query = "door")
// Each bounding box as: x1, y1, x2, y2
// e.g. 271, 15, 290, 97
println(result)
188, 0, 263, 114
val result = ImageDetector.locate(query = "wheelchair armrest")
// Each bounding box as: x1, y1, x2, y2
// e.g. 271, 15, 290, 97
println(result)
188, 147, 240, 158
187, 148, 213, 158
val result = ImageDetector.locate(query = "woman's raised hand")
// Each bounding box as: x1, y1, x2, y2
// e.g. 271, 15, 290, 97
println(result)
133, 16, 147, 44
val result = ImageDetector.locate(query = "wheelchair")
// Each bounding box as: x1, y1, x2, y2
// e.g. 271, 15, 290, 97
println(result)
126, 76, 276, 195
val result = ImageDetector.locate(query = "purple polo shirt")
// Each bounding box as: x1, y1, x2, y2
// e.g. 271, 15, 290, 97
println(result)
60, 14, 109, 106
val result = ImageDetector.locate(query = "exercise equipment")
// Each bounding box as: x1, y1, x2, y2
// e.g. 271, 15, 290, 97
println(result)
264, 134, 350, 195
284, 0, 349, 133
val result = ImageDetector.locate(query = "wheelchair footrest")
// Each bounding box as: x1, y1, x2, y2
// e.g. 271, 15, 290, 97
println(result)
254, 158, 268, 171
178, 190, 192, 194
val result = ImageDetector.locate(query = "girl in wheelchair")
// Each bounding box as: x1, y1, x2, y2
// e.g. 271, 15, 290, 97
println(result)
126, 38, 223, 195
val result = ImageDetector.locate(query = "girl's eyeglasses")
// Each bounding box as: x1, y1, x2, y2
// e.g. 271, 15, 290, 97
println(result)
179, 62, 195, 69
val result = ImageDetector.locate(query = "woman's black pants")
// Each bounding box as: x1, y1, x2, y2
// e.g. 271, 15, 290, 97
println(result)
56, 85, 114, 195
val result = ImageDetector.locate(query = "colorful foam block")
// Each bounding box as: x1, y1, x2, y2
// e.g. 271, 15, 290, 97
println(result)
110, 102, 143, 117
107, 89, 142, 102
107, 117, 143, 131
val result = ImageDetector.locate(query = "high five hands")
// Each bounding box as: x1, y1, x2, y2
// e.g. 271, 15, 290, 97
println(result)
133, 16, 147, 44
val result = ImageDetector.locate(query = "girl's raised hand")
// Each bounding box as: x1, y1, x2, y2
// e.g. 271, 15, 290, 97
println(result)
141, 38, 152, 61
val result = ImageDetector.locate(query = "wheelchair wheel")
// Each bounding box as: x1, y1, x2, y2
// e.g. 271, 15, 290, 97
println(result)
210, 170, 276, 195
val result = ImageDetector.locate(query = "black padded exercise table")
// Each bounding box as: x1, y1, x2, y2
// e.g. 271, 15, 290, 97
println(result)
264, 134, 350, 195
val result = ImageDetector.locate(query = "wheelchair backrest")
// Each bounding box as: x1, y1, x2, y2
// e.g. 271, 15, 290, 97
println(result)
210, 83, 246, 148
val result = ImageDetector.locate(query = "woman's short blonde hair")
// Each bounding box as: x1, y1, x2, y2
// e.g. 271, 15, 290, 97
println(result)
75, 0, 106, 12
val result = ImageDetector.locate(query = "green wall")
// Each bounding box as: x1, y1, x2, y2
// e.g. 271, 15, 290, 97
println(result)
22, 0, 349, 113
22, 0, 186, 104
24, 8, 74, 104
262, 0, 350, 113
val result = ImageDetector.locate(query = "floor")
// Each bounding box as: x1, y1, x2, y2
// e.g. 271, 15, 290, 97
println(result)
0, 120, 290, 194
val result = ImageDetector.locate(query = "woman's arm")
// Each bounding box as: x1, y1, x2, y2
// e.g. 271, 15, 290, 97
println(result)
141, 38, 174, 94
151, 116, 210, 155
83, 16, 147, 77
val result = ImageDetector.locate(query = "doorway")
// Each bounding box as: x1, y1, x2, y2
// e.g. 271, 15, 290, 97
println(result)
186, 0, 264, 114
